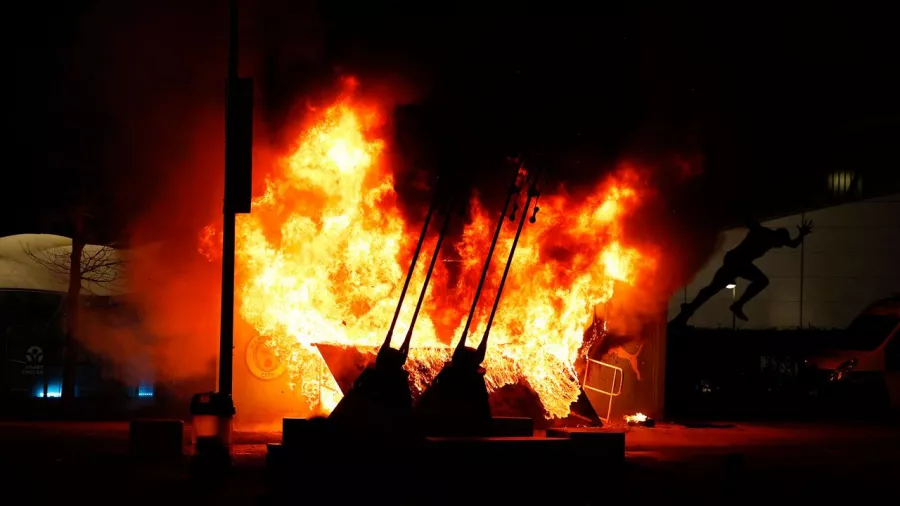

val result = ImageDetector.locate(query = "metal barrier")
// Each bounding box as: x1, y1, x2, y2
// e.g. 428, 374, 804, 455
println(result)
581, 358, 624, 422
302, 355, 343, 413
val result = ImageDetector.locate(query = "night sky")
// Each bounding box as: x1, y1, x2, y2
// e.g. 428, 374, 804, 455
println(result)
6, 2, 899, 246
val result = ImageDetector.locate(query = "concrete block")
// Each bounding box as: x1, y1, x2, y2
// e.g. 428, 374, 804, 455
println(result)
425, 436, 573, 471
281, 418, 309, 448
490, 416, 534, 436
267, 434, 619, 501
266, 443, 285, 469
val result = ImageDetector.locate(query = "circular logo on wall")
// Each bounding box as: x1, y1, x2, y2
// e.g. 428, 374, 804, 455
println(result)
245, 336, 286, 381
25, 346, 44, 364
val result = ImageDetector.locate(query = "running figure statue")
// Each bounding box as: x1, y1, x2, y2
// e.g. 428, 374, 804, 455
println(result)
671, 219, 814, 325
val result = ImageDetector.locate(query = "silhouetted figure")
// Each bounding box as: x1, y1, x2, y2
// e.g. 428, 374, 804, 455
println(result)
672, 219, 813, 324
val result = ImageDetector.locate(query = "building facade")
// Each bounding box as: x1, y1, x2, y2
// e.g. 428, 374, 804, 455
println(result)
669, 193, 900, 329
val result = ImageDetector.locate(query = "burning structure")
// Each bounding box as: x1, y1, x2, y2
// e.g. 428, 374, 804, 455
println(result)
327, 172, 462, 437
202, 80, 665, 427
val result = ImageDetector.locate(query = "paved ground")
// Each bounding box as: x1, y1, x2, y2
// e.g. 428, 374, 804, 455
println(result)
1, 420, 898, 504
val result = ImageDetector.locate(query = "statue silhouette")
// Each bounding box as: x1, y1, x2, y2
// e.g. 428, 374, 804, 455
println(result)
672, 219, 813, 325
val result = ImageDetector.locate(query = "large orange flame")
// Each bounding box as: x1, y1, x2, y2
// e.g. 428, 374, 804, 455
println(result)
203, 84, 658, 418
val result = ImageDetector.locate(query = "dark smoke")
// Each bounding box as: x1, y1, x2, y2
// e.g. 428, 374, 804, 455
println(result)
379, 16, 726, 294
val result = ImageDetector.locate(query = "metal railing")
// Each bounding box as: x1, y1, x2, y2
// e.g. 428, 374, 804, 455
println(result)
581, 358, 624, 423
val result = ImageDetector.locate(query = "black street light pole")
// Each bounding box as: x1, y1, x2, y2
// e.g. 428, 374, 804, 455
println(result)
189, 0, 251, 468
219, 0, 253, 397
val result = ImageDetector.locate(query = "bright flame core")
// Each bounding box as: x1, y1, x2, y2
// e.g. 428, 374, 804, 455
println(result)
624, 412, 648, 424
204, 88, 658, 418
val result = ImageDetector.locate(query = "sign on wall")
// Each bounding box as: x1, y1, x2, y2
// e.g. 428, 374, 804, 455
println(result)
245, 335, 286, 381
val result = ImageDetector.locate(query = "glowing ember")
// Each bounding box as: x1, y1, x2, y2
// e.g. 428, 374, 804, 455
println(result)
202, 81, 658, 418
624, 412, 648, 424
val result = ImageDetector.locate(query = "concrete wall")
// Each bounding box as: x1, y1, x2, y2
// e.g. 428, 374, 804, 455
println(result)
669, 194, 900, 329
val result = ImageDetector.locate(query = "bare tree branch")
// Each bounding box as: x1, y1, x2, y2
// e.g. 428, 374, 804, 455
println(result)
22, 240, 125, 289
22, 243, 68, 276
80, 245, 124, 284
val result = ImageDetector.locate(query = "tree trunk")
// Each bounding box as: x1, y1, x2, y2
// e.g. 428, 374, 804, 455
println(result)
62, 208, 85, 401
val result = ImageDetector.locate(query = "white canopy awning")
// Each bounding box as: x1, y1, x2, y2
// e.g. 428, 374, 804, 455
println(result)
0, 234, 132, 296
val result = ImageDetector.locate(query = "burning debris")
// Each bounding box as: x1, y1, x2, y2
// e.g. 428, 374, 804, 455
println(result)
624, 412, 655, 427
201, 80, 659, 422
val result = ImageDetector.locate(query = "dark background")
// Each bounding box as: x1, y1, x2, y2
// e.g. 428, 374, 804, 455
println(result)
6, 2, 900, 252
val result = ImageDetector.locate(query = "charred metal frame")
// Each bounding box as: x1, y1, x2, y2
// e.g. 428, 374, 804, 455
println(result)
377, 178, 442, 369
453, 166, 528, 360
475, 167, 543, 363
377, 184, 461, 370
400, 192, 461, 356
414, 162, 542, 436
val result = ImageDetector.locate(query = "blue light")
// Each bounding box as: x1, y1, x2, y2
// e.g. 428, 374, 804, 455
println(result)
33, 380, 62, 398
137, 383, 154, 398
